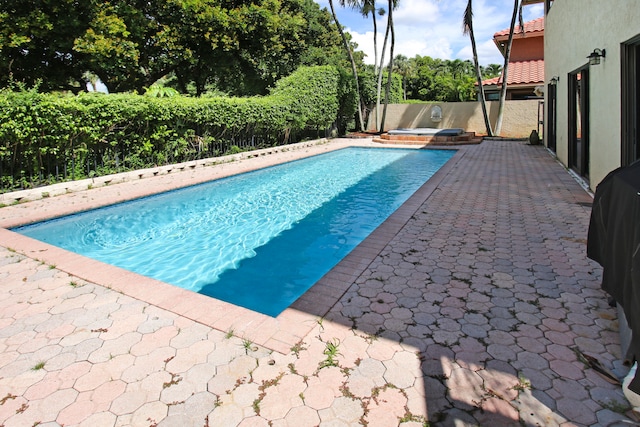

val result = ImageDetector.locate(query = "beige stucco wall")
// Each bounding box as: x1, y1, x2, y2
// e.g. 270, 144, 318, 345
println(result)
545, 0, 640, 190
367, 100, 541, 139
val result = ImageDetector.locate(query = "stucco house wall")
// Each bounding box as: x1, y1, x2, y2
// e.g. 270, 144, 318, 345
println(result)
544, 0, 640, 190
367, 100, 541, 139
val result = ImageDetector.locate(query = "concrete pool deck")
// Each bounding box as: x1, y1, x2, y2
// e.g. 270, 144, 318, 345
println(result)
0, 138, 634, 426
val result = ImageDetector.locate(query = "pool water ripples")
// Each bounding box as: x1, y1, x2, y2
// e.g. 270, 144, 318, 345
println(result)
14, 147, 455, 316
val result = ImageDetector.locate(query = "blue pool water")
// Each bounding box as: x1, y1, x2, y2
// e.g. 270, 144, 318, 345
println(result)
14, 147, 454, 316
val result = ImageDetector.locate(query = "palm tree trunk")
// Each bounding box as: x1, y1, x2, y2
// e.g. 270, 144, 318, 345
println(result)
372, 12, 379, 76
495, 0, 520, 136
375, 14, 390, 132
464, 0, 493, 137
379, 0, 395, 132
329, 0, 365, 131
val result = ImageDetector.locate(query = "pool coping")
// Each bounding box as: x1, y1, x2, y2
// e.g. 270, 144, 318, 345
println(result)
0, 138, 466, 354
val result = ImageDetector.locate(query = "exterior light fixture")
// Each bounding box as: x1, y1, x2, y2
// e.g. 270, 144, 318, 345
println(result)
587, 48, 606, 66
550, 76, 559, 85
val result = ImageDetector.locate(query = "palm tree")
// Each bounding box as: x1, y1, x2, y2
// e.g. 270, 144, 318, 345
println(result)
463, 0, 493, 136
495, 0, 524, 136
349, 0, 385, 130
484, 63, 503, 78
393, 54, 410, 100
352, 0, 384, 76
379, 0, 396, 132
328, 0, 365, 131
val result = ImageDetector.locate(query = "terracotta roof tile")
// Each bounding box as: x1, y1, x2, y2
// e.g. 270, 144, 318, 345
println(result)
481, 59, 544, 86
504, 59, 544, 85
481, 76, 501, 86
494, 17, 544, 38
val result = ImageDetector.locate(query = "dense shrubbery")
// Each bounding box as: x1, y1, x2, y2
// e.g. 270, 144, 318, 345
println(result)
0, 66, 344, 192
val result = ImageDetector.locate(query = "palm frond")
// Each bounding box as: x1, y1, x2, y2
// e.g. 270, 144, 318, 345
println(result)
463, 0, 473, 35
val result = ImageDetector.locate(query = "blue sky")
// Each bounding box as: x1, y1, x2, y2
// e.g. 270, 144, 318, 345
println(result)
314, 0, 544, 66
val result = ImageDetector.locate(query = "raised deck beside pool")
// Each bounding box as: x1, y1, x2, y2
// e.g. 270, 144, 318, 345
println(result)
374, 127, 483, 145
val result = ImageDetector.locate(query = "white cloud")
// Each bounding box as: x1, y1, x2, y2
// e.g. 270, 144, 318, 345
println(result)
318, 0, 543, 66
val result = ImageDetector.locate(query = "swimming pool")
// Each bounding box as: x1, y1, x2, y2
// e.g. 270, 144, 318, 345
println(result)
13, 147, 455, 316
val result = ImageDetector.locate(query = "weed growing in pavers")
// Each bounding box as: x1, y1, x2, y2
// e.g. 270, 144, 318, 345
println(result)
299, 392, 305, 403
319, 339, 341, 369
259, 373, 284, 390
512, 373, 531, 392
358, 332, 379, 344
290, 340, 307, 358
252, 398, 261, 416
225, 328, 235, 339
252, 372, 285, 416
162, 373, 182, 388
16, 402, 28, 413
339, 381, 356, 399
32, 361, 46, 371
399, 408, 430, 426
288, 363, 298, 374
0, 393, 17, 404
228, 376, 248, 394
242, 338, 257, 354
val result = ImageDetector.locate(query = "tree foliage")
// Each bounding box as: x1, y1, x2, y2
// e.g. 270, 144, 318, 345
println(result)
0, 0, 346, 95
396, 55, 500, 102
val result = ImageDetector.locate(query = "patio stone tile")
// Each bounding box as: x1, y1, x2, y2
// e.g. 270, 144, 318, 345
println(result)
56, 398, 96, 426
23, 375, 62, 400
319, 396, 364, 424
206, 394, 245, 426
364, 387, 407, 426
238, 415, 271, 426
78, 411, 117, 427
109, 383, 150, 416
556, 398, 597, 425
0, 140, 634, 426
129, 326, 179, 357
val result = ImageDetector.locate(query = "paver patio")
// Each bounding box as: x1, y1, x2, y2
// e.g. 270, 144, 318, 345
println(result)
0, 138, 635, 426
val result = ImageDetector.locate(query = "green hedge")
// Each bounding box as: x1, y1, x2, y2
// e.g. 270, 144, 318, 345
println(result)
0, 66, 343, 192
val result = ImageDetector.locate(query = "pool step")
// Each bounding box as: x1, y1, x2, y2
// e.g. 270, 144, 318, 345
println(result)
373, 131, 483, 146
